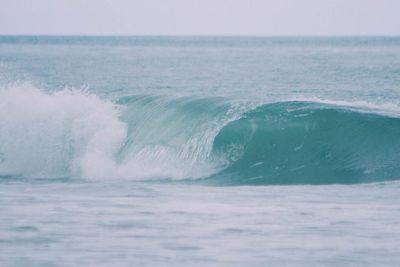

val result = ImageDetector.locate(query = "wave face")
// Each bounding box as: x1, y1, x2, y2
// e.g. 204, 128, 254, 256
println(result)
211, 102, 400, 185
1, 86, 400, 185
115, 95, 231, 179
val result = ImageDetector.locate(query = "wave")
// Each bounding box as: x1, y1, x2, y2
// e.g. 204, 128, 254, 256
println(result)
1, 85, 400, 185
209, 102, 400, 185
0, 85, 230, 180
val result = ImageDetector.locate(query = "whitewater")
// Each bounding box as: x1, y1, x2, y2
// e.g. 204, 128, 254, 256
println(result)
1, 36, 400, 266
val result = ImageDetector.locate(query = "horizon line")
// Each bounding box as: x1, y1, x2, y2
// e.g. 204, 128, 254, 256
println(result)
1, 34, 400, 38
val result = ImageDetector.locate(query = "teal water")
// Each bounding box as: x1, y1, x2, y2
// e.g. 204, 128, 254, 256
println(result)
1, 36, 400, 266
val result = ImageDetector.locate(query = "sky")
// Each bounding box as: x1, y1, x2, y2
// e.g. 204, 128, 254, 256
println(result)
0, 0, 399, 36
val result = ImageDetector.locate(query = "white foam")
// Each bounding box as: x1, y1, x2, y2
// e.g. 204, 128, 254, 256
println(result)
0, 84, 127, 179
289, 96, 400, 117
0, 84, 222, 180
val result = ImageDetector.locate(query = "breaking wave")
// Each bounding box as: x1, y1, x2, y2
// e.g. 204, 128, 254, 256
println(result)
1, 85, 400, 185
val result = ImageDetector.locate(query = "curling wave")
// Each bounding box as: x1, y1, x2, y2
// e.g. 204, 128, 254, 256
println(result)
209, 101, 400, 185
1, 85, 400, 185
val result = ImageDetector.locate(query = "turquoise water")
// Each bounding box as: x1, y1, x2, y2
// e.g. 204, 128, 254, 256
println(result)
1, 36, 400, 266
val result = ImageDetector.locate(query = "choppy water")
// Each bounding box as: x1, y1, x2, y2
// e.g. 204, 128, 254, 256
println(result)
1, 36, 400, 266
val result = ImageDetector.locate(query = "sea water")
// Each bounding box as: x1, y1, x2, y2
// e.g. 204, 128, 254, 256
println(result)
0, 36, 400, 266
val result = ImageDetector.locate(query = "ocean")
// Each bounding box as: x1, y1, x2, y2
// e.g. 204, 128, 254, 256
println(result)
0, 36, 400, 266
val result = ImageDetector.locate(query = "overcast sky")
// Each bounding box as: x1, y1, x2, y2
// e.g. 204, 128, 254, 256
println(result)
1, 0, 399, 36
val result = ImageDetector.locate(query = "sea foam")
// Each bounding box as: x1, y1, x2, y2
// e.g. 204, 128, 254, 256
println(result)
0, 84, 127, 179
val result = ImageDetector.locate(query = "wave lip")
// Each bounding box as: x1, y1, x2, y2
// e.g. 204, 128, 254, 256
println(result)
209, 101, 400, 185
